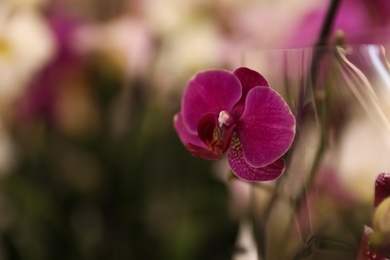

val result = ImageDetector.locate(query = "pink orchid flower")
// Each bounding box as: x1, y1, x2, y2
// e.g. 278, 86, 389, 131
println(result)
358, 173, 390, 260
288, 0, 390, 48
174, 67, 296, 182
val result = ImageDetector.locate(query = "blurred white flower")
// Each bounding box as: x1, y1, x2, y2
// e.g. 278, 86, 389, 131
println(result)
0, 2, 55, 115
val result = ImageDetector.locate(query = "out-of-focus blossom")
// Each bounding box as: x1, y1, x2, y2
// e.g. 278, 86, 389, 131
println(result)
16, 9, 78, 122
174, 67, 295, 181
0, 2, 54, 116
358, 173, 390, 260
375, 173, 390, 208
218, 0, 318, 66
17, 9, 100, 137
73, 16, 154, 77
372, 175, 390, 243
288, 0, 390, 47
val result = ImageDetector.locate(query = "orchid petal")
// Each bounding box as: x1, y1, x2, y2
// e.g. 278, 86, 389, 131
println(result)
233, 67, 269, 96
173, 112, 205, 148
227, 140, 285, 181
375, 173, 390, 207
186, 143, 220, 160
231, 67, 269, 119
174, 113, 220, 160
182, 70, 242, 133
197, 113, 217, 146
237, 86, 295, 167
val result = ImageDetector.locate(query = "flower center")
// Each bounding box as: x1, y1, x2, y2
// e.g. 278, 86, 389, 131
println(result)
197, 112, 236, 157
210, 123, 235, 155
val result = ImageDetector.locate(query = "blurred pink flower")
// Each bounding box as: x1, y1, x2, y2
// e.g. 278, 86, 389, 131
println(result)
174, 67, 296, 181
288, 0, 390, 47
16, 9, 86, 123
216, 1, 316, 68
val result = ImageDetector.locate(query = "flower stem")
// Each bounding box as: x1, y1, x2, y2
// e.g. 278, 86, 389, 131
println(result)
315, 0, 342, 47
310, 0, 342, 86
285, 0, 342, 248
250, 0, 342, 258
298, 0, 342, 201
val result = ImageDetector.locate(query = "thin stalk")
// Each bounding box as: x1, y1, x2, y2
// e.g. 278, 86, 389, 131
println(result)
290, 0, 342, 207
310, 0, 342, 86
315, 0, 342, 47
250, 0, 342, 258
290, 0, 342, 228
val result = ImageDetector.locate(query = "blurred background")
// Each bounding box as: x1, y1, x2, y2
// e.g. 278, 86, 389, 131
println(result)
0, 0, 390, 259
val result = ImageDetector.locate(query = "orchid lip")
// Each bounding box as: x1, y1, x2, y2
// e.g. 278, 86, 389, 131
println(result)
197, 112, 236, 157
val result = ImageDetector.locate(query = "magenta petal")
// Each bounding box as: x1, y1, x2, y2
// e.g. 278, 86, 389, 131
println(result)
237, 86, 295, 167
197, 113, 217, 146
375, 173, 390, 207
231, 67, 270, 119
174, 112, 205, 148
182, 70, 242, 133
227, 142, 285, 181
174, 112, 220, 160
233, 67, 269, 96
186, 143, 220, 160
